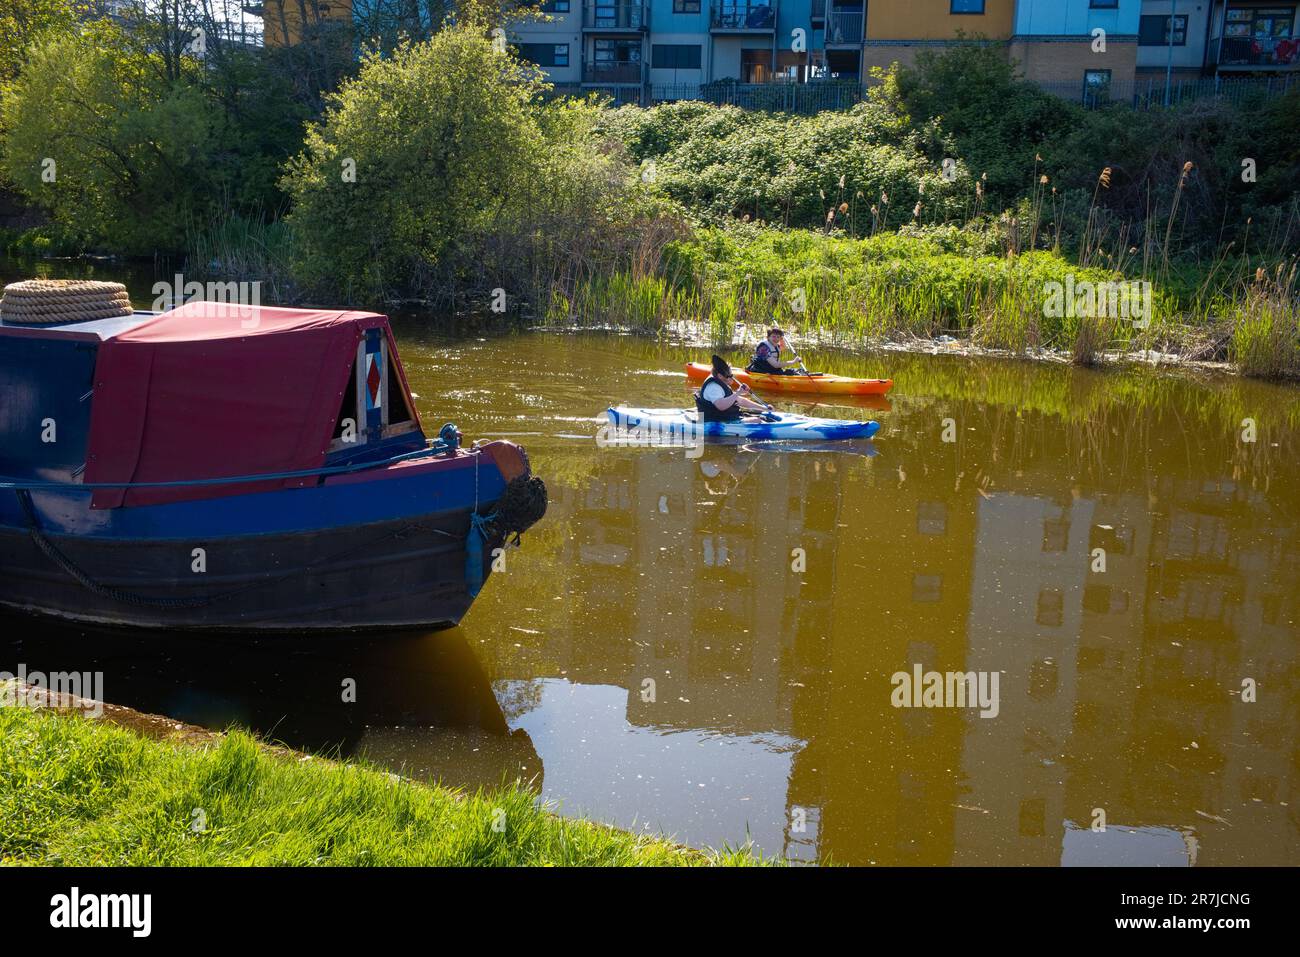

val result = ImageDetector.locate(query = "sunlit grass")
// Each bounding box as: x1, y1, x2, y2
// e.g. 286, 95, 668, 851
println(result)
0, 704, 772, 867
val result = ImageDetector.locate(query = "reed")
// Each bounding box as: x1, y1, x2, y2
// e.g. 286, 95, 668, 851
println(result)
1229, 263, 1300, 379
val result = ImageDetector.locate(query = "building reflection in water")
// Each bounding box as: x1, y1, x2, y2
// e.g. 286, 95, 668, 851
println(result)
475, 388, 1298, 866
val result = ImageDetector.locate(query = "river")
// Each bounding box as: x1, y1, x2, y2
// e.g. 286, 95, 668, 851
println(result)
2, 259, 1298, 865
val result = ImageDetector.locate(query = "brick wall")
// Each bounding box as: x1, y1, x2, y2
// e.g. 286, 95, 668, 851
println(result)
1008, 38, 1138, 85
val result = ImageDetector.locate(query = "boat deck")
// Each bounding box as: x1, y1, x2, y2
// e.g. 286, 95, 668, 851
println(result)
0, 311, 161, 341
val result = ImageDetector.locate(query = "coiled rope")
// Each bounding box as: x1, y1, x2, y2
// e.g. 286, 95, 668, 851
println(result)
0, 279, 133, 325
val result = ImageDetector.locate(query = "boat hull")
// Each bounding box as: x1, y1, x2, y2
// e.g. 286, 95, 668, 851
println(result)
685, 362, 892, 395
607, 406, 879, 440
0, 442, 536, 634
0, 511, 491, 633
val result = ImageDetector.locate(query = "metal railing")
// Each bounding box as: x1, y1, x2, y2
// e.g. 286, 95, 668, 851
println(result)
825, 10, 863, 44
583, 63, 644, 84
1211, 36, 1300, 68
552, 74, 1297, 113
652, 80, 869, 112
1038, 74, 1299, 109
583, 1, 646, 29
710, 1, 776, 30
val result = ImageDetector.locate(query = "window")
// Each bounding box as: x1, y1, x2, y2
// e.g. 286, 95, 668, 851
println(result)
541, 0, 570, 10
740, 47, 773, 82
950, 0, 984, 12
516, 43, 569, 67
1139, 14, 1188, 45
917, 501, 947, 536
594, 38, 641, 63
912, 574, 942, 604
651, 44, 702, 69
673, 0, 700, 11
1041, 516, 1070, 552
1090, 0, 1118, 8
775, 49, 808, 81
1036, 588, 1064, 627
1083, 68, 1112, 102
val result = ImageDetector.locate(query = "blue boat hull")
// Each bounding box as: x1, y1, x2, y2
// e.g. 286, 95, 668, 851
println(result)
607, 406, 880, 441
0, 445, 533, 633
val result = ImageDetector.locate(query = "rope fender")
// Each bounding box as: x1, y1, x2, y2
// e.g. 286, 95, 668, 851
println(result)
465, 474, 548, 598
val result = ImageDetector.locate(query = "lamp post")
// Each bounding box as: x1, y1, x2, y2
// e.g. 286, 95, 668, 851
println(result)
1164, 0, 1178, 106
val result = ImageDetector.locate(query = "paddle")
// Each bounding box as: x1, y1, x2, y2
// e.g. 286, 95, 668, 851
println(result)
780, 333, 816, 377
726, 372, 774, 419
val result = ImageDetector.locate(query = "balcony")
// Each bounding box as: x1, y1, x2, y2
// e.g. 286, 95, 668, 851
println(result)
1213, 35, 1300, 69
582, 63, 644, 84
583, 1, 647, 31
711, 1, 777, 32
825, 10, 863, 44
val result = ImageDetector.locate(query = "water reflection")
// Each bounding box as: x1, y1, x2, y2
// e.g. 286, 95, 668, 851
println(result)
0, 623, 541, 792
3, 329, 1297, 865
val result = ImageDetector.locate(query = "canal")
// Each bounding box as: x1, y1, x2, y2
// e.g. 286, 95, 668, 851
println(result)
2, 260, 1297, 865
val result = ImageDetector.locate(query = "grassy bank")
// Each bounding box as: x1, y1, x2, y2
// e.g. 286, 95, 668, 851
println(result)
0, 698, 764, 866
548, 227, 1299, 376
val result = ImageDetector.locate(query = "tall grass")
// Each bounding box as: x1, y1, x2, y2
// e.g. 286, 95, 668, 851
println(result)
0, 703, 768, 866
184, 212, 296, 298
1229, 264, 1300, 378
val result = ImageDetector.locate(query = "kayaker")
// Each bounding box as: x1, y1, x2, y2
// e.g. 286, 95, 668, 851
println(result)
696, 354, 771, 422
747, 328, 802, 375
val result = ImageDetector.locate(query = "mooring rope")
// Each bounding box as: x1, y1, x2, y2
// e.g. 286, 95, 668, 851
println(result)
0, 279, 133, 325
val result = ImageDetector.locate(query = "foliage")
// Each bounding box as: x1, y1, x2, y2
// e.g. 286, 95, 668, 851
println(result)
0, 0, 82, 84
0, 17, 310, 254
282, 26, 647, 304
887, 41, 1077, 209
599, 97, 967, 231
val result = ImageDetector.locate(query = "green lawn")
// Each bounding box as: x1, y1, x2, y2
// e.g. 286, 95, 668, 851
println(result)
0, 702, 767, 866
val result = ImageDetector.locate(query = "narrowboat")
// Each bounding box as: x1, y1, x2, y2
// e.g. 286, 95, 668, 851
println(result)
0, 296, 547, 632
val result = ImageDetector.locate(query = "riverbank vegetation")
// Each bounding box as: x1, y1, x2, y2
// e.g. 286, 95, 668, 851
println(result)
0, 4, 1295, 376
0, 697, 763, 865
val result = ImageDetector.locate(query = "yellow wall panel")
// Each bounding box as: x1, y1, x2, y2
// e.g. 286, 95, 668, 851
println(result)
866, 0, 1015, 41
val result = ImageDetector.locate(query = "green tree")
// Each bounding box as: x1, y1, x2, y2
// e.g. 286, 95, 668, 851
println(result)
0, 23, 220, 252
0, 0, 83, 84
282, 24, 636, 302
891, 40, 1078, 207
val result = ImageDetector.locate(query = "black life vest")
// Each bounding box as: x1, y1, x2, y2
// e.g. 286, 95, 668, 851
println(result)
747, 339, 783, 374
695, 373, 741, 422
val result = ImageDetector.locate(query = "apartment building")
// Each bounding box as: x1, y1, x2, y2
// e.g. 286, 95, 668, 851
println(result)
255, 1, 1295, 96
260, 0, 354, 46
512, 0, 1294, 100
509, 1, 1150, 97
1134, 1, 1299, 79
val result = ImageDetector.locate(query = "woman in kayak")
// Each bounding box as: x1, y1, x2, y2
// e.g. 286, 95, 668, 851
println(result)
748, 328, 802, 375
696, 355, 772, 422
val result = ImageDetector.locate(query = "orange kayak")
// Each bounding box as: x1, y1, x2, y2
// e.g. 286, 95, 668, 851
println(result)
685, 362, 893, 396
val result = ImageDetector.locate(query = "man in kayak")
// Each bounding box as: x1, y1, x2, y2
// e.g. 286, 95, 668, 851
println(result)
696, 355, 772, 422
747, 328, 802, 375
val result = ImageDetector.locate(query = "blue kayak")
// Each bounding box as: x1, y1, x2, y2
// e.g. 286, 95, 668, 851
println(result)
607, 406, 880, 441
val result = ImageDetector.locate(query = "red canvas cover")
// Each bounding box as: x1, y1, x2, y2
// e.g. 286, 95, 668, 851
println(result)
84, 302, 405, 508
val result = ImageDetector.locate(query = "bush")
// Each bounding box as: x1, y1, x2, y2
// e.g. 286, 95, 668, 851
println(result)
0, 21, 307, 255
282, 25, 652, 305
600, 97, 967, 231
